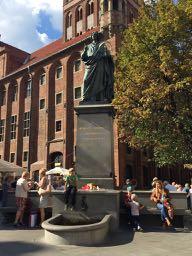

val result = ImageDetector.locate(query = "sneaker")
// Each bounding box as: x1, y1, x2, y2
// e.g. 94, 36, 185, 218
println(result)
137, 226, 143, 232
19, 222, 25, 226
13, 222, 20, 228
64, 205, 68, 211
70, 207, 74, 211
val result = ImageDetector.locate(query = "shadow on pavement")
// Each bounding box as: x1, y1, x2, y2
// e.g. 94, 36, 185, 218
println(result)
0, 241, 48, 256
83, 229, 135, 248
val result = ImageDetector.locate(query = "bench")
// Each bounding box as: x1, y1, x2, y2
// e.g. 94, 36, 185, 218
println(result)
121, 190, 187, 213
120, 190, 191, 229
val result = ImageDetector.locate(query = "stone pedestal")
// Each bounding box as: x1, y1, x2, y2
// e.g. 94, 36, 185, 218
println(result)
74, 104, 115, 189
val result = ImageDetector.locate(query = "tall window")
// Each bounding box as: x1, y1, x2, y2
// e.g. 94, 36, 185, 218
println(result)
74, 87, 82, 99
56, 120, 62, 132
77, 6, 83, 21
23, 151, 28, 162
0, 88, 6, 106
66, 12, 72, 28
87, 1, 94, 15
74, 59, 81, 72
56, 65, 63, 79
12, 85, 18, 102
23, 111, 30, 137
56, 93, 62, 105
10, 115, 17, 140
10, 153, 15, 163
26, 80, 32, 98
0, 119, 5, 142
40, 99, 45, 110
39, 73, 46, 86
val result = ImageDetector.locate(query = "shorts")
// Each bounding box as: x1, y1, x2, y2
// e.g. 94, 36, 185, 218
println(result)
16, 197, 27, 211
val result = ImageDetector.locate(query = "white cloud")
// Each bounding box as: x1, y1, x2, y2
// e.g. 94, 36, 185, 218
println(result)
0, 0, 63, 53
37, 31, 51, 45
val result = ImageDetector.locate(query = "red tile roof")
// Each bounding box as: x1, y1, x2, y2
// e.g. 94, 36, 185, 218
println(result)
0, 41, 29, 55
21, 27, 99, 69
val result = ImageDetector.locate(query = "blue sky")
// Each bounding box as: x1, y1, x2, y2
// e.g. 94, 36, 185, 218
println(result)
0, 0, 63, 53
37, 11, 61, 40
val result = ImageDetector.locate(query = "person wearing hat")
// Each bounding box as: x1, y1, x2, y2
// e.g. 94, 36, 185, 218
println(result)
64, 168, 78, 211
151, 177, 158, 188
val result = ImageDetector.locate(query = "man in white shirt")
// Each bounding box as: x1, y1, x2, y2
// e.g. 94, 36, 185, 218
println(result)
14, 171, 32, 226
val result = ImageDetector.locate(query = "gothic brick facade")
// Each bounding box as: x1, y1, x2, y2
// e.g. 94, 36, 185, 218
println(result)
0, 0, 190, 188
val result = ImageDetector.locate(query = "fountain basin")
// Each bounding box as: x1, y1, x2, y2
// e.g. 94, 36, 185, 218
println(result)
42, 212, 112, 245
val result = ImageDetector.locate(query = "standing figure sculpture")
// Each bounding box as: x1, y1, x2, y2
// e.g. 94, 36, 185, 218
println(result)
81, 32, 114, 103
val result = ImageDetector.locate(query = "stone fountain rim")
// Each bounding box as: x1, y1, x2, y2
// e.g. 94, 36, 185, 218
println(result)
42, 214, 112, 232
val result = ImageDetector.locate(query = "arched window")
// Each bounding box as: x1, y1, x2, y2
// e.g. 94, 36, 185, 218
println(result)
12, 85, 18, 102
26, 79, 32, 98
77, 6, 83, 21
76, 6, 83, 35
66, 12, 73, 40
87, 0, 94, 16
49, 152, 63, 169
87, 0, 94, 29
0, 86, 6, 106
90, 1, 94, 14
104, 0, 108, 12
66, 12, 72, 28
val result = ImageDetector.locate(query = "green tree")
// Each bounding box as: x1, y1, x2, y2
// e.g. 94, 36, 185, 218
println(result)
114, 0, 192, 166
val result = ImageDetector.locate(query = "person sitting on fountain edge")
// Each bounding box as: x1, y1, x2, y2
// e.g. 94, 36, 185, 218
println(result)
64, 168, 78, 211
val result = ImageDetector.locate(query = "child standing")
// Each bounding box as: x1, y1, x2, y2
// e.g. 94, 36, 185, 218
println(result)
129, 194, 144, 231
64, 168, 78, 211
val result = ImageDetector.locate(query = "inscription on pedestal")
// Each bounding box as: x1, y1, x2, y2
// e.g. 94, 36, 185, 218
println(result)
75, 105, 114, 179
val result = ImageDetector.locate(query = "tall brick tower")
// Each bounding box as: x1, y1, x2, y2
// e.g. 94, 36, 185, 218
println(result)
63, 0, 100, 41
100, 0, 139, 38
63, 0, 140, 41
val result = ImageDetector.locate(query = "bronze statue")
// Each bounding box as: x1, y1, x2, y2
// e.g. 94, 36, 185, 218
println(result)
81, 32, 114, 103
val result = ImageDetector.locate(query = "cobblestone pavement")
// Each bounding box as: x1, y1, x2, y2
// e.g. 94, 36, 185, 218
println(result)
0, 225, 191, 256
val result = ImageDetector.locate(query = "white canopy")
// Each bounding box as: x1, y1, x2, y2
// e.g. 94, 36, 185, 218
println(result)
0, 159, 24, 176
46, 166, 69, 176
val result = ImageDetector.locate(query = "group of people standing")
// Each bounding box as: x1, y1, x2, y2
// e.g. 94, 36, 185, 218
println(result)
13, 169, 51, 227
2, 168, 78, 227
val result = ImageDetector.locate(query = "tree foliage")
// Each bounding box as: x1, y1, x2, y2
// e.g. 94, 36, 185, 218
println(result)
114, 0, 192, 166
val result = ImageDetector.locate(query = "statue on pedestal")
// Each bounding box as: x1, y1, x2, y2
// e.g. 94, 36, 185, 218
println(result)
81, 32, 114, 103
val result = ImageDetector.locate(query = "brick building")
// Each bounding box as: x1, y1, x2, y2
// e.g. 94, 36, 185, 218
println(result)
0, 0, 190, 188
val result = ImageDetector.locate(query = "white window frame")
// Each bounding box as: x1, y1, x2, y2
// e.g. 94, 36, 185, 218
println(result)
55, 66, 63, 80
10, 115, 17, 140
39, 73, 46, 86
55, 120, 62, 132
56, 92, 63, 105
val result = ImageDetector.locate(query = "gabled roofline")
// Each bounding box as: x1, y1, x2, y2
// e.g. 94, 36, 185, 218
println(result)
0, 28, 98, 83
